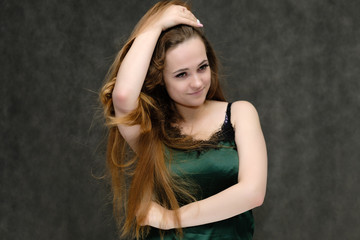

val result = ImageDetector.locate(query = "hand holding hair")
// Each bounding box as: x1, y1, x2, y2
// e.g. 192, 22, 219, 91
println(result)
146, 5, 203, 33
137, 201, 175, 230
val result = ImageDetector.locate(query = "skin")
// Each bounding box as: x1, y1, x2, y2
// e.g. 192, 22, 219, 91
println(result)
111, 4, 268, 230
112, 5, 202, 150
163, 36, 211, 110
163, 36, 215, 137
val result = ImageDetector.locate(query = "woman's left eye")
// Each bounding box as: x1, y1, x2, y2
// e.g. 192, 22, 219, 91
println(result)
199, 64, 209, 71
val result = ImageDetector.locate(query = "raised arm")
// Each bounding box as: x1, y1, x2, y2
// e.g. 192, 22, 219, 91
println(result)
112, 5, 202, 149
141, 101, 268, 229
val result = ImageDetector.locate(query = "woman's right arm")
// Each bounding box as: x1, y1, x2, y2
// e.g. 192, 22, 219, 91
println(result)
112, 29, 162, 150
112, 29, 162, 116
111, 5, 202, 149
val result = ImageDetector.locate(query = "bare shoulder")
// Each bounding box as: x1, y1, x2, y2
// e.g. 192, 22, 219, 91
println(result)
231, 100, 258, 114
231, 101, 261, 129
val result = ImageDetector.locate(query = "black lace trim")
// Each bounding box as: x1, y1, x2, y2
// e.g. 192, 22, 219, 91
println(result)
217, 102, 235, 143
170, 103, 236, 154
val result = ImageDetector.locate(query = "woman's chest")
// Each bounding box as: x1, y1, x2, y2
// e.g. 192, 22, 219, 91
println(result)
167, 145, 239, 198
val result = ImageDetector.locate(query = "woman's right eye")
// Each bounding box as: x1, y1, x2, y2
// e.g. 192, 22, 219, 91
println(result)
175, 72, 187, 78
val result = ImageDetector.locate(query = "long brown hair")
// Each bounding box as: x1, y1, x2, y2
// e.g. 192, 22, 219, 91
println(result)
99, 1, 226, 238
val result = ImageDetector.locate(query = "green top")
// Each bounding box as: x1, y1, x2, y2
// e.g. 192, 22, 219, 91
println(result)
147, 103, 254, 239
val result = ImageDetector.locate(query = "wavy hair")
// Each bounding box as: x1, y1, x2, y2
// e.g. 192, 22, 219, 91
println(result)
99, 1, 225, 238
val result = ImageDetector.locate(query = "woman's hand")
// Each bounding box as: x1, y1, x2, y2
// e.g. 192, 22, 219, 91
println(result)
138, 202, 175, 230
146, 5, 203, 33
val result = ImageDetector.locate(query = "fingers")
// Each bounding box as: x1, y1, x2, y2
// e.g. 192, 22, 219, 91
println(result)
178, 6, 203, 27
160, 5, 202, 29
144, 5, 203, 33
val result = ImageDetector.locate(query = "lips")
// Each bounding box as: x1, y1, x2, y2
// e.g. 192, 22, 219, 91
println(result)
189, 88, 205, 95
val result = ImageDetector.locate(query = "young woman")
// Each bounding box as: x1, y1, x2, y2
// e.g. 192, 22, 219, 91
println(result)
100, 1, 267, 239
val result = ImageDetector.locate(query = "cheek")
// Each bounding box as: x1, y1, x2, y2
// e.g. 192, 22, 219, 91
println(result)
206, 71, 212, 85
166, 82, 181, 95
165, 82, 189, 101
163, 80, 177, 96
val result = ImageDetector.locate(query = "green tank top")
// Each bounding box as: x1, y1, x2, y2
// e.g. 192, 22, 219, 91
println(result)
147, 103, 254, 239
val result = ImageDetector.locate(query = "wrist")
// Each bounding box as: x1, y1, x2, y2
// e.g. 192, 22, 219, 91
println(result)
139, 25, 162, 37
163, 209, 177, 230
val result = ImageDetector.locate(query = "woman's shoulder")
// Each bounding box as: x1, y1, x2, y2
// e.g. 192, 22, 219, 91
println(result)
230, 101, 260, 128
231, 100, 257, 111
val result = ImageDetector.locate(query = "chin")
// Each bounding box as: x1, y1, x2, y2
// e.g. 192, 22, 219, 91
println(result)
173, 92, 208, 108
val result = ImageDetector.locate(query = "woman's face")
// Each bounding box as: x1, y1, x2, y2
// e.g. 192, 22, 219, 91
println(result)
163, 36, 211, 108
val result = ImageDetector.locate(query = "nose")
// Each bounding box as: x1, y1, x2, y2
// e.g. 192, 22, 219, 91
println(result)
190, 74, 202, 89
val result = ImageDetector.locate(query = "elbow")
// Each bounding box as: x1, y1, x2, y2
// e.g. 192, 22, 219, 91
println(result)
247, 186, 266, 208
112, 88, 130, 104
253, 192, 265, 207
112, 89, 136, 114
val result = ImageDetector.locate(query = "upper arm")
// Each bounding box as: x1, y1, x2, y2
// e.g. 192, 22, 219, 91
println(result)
116, 123, 140, 152
112, 99, 141, 152
231, 101, 267, 195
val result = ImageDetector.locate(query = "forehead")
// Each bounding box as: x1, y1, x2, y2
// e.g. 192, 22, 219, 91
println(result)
164, 37, 207, 71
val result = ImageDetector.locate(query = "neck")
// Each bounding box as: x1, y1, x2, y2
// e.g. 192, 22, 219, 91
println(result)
175, 100, 209, 124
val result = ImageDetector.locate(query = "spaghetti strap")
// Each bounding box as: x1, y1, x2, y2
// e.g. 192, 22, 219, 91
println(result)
224, 102, 233, 126
225, 102, 232, 123
221, 102, 235, 143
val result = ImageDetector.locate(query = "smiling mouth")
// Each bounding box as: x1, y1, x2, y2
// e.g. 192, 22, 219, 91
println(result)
189, 88, 204, 95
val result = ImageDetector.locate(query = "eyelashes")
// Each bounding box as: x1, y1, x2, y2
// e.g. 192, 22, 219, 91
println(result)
199, 64, 209, 71
175, 72, 187, 78
175, 64, 209, 78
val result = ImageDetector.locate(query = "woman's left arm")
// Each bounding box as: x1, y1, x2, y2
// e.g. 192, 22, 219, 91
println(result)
176, 101, 267, 228
142, 101, 267, 229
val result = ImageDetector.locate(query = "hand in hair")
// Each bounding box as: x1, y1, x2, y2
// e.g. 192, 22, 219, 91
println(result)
111, 3, 203, 148
146, 5, 203, 32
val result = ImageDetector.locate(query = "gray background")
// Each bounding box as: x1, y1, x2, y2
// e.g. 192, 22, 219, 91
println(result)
1, 0, 359, 239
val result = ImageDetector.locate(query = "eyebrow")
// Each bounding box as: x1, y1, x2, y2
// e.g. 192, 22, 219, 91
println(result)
172, 60, 208, 75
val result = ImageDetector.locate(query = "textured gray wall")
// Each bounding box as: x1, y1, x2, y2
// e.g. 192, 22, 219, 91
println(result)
1, 0, 359, 239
